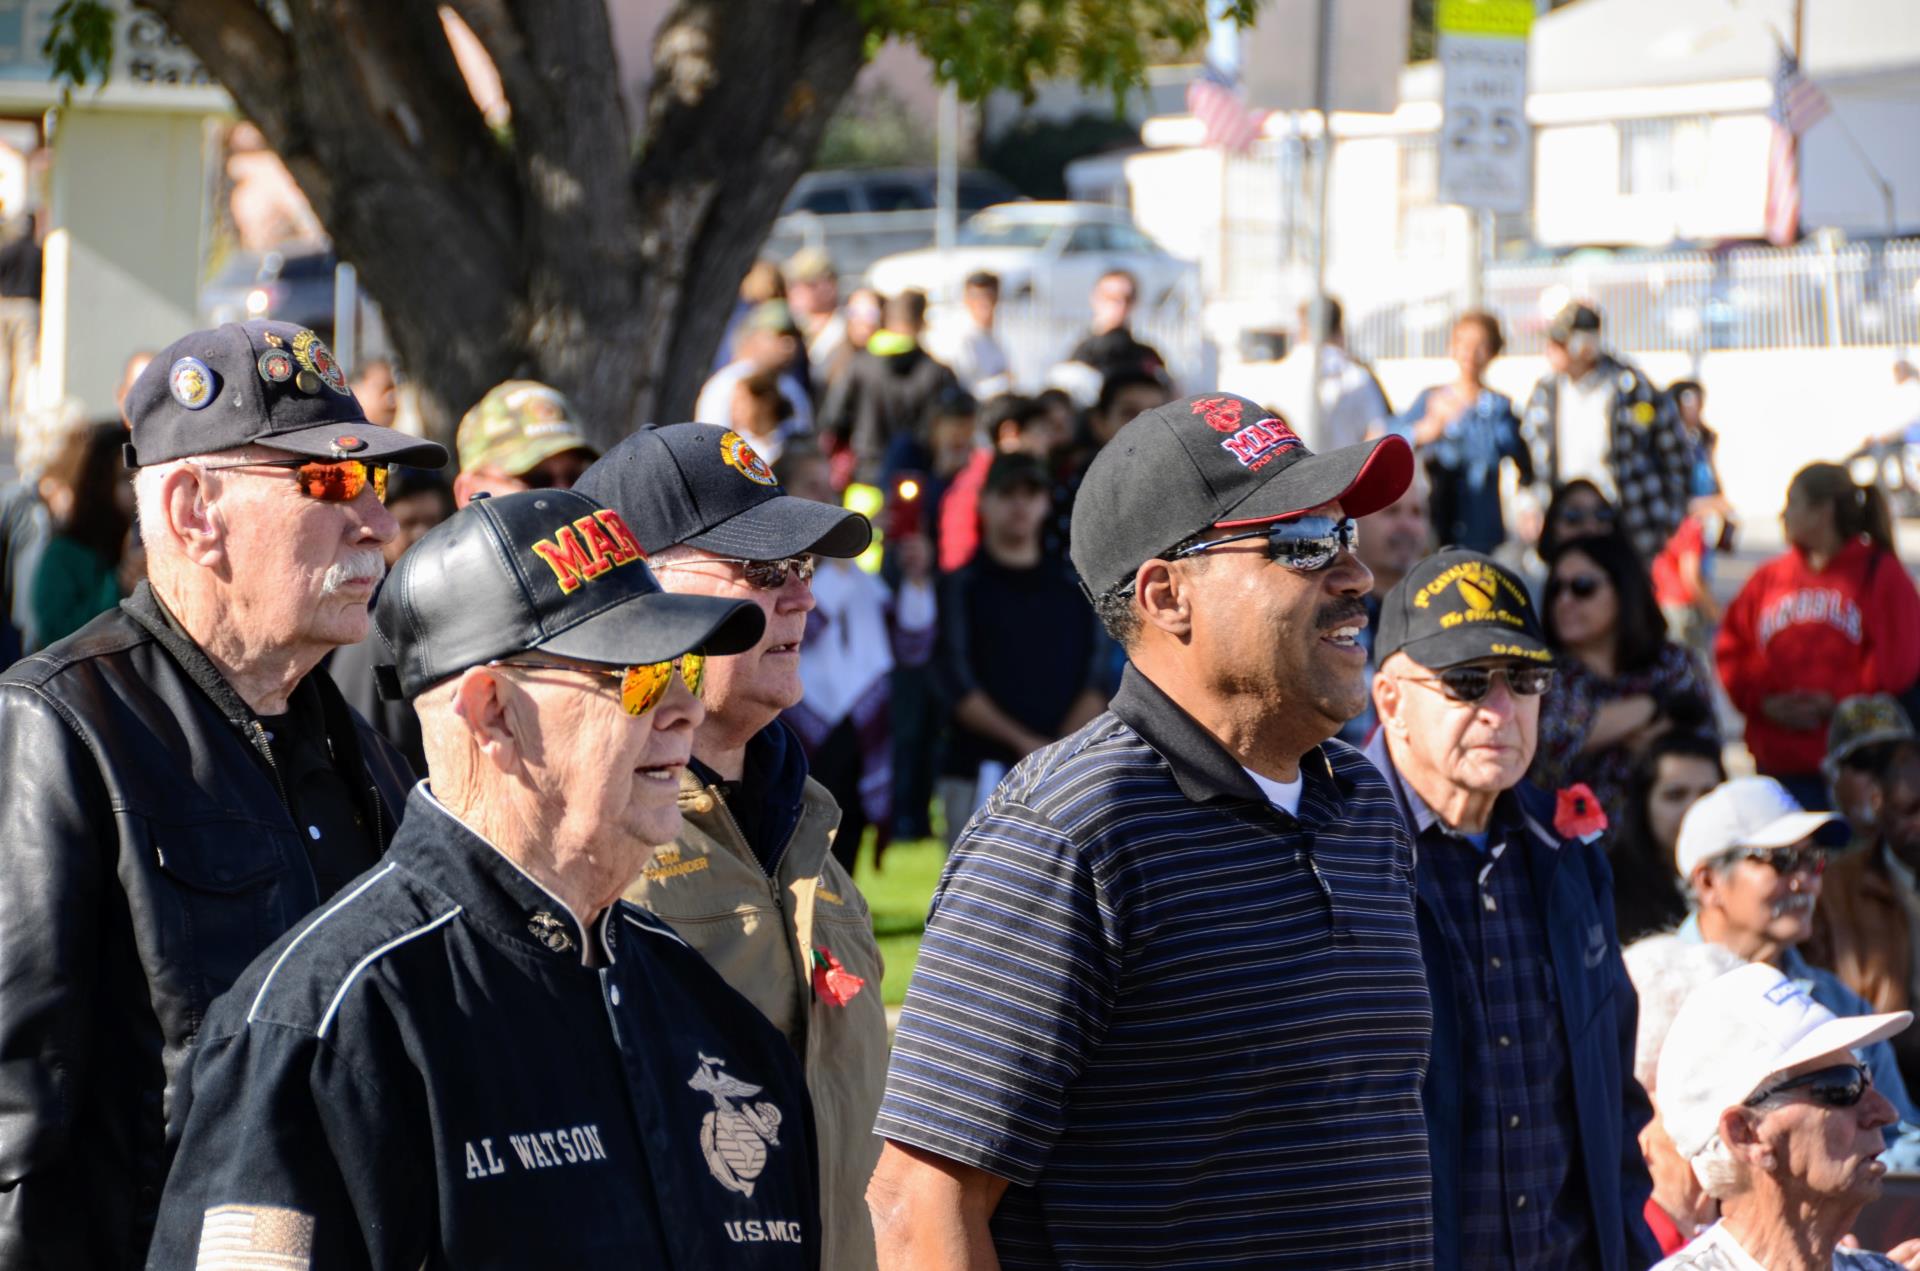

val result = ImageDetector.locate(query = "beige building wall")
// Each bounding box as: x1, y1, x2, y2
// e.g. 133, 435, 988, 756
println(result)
43, 108, 212, 419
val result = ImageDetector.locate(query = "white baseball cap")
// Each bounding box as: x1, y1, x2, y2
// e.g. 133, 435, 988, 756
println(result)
1673, 776, 1840, 880
1656, 961, 1911, 1160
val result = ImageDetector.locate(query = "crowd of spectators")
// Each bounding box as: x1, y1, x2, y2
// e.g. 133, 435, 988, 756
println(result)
8, 243, 1920, 1265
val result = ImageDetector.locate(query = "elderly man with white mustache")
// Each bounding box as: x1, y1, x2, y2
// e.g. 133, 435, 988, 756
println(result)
0, 320, 443, 1268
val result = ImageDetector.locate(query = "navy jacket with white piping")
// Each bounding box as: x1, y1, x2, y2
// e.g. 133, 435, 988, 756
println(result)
148, 785, 818, 1270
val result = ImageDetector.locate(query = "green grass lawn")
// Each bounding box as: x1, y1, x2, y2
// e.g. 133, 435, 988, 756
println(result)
852, 836, 946, 1006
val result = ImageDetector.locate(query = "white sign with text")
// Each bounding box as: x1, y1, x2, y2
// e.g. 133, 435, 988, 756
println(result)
1437, 33, 1530, 214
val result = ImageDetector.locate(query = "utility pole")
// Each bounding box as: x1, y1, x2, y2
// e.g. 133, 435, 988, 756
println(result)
1301, 0, 1335, 450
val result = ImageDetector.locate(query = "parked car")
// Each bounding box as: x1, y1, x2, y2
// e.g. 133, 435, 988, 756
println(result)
865, 202, 1199, 317
762, 167, 1024, 283
782, 167, 1021, 218
201, 242, 338, 335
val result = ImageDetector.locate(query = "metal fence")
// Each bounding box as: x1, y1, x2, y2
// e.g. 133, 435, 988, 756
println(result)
965, 296, 1211, 395
1348, 238, 1920, 363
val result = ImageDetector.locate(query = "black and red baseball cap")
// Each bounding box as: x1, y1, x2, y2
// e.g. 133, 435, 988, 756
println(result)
1069, 392, 1412, 597
372, 489, 765, 700
574, 422, 870, 561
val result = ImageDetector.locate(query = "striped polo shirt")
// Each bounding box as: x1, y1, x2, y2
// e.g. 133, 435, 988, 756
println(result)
875, 665, 1435, 1269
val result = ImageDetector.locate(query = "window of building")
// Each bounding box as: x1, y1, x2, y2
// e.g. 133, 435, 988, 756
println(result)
1618, 117, 1709, 196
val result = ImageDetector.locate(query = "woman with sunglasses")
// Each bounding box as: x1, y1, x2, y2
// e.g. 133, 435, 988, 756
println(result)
1541, 477, 1619, 559
1653, 961, 1919, 1270
1717, 462, 1920, 811
1532, 531, 1718, 826
1671, 777, 1920, 1175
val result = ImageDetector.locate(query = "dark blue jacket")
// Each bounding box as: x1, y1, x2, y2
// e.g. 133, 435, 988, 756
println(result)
1368, 737, 1658, 1271
148, 786, 819, 1270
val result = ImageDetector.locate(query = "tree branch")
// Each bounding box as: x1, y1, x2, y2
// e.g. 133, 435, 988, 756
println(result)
630, 0, 867, 423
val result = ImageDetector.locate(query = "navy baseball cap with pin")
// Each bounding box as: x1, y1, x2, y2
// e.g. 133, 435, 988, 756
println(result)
1373, 548, 1552, 670
372, 489, 765, 701
1069, 391, 1412, 598
574, 422, 870, 560
123, 319, 446, 470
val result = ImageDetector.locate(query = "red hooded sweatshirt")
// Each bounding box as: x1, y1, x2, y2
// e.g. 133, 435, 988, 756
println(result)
1716, 538, 1920, 776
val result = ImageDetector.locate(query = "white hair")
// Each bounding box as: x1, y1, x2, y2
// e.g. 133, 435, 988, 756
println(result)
132, 459, 187, 552
131, 445, 284, 555
1690, 1131, 1746, 1199
1621, 934, 1745, 1091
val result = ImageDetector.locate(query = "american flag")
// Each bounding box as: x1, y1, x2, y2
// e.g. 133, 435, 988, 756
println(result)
1188, 61, 1269, 154
1764, 51, 1832, 247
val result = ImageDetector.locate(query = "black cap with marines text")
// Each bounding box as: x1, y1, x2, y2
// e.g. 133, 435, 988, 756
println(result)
372, 490, 766, 700
1373, 548, 1552, 671
574, 422, 870, 560
123, 320, 446, 470
1069, 391, 1413, 597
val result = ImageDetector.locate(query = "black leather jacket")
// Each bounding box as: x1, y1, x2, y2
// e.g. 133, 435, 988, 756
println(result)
0, 583, 412, 1269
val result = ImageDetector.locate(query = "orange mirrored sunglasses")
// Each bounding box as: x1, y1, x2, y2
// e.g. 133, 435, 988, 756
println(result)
503, 653, 705, 717
196, 456, 388, 503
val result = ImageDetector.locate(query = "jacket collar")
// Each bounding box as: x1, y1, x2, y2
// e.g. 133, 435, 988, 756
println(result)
1363, 727, 1531, 847
123, 581, 258, 734
401, 784, 616, 967
1108, 663, 1353, 810
682, 720, 826, 878
122, 580, 394, 841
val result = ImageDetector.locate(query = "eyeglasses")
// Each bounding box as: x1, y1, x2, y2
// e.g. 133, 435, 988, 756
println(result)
651, 554, 816, 591
196, 457, 389, 503
1404, 664, 1556, 704
497, 654, 705, 716
1746, 1062, 1871, 1109
1556, 506, 1615, 529
1171, 516, 1360, 573
1547, 573, 1605, 602
1722, 846, 1832, 877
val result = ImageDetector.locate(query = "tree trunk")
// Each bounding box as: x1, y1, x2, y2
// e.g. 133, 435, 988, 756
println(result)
140, 0, 865, 453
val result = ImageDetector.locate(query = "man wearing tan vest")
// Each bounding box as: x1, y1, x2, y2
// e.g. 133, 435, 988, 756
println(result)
577, 422, 887, 1271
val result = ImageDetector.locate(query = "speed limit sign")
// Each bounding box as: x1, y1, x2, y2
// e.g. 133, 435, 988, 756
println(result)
1437, 0, 1533, 214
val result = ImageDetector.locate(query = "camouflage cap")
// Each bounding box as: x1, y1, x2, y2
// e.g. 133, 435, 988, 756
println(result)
1824, 693, 1917, 777
742, 299, 800, 337
784, 247, 836, 283
456, 380, 598, 477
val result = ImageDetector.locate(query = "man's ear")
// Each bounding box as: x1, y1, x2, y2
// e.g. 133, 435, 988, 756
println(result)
161, 465, 223, 567
1373, 655, 1406, 731
1719, 1104, 1774, 1172
450, 470, 484, 510
452, 667, 521, 774
1689, 862, 1720, 910
1136, 559, 1194, 640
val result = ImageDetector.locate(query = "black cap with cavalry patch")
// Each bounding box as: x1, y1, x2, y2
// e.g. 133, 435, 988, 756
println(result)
1069, 391, 1413, 597
123, 319, 447, 470
1373, 548, 1552, 671
372, 489, 765, 700
574, 422, 870, 560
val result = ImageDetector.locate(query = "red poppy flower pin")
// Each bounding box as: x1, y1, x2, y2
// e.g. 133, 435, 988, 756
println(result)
811, 945, 865, 1007
1554, 784, 1609, 842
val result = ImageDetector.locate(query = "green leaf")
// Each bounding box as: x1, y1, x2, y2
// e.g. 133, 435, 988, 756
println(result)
41, 0, 115, 105
849, 0, 1240, 101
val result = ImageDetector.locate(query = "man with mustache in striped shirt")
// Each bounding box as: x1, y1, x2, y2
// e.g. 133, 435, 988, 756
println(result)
868, 393, 1434, 1269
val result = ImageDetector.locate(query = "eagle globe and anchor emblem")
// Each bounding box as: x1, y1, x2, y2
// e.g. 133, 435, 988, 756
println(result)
689, 1053, 784, 1196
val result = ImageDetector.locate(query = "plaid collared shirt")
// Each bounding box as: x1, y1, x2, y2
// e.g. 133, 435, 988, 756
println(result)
1523, 353, 1691, 560
1415, 793, 1598, 1270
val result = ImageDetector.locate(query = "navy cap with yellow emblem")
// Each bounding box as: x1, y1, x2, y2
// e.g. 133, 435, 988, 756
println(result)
123, 319, 446, 470
372, 489, 766, 700
573, 422, 870, 560
1373, 548, 1552, 671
